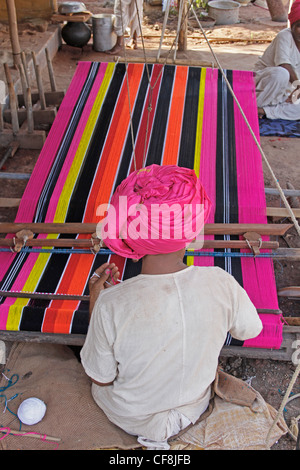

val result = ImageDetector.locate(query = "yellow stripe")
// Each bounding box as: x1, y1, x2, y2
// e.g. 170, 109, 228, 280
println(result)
187, 68, 206, 266
6, 250, 53, 330
6, 64, 115, 330
54, 62, 115, 223
193, 68, 206, 177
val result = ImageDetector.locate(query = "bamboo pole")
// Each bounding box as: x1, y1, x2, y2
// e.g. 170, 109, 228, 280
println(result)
5, 0, 21, 67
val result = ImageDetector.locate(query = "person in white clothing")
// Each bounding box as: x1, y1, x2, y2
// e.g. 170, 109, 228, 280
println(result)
80, 165, 263, 450
254, 0, 300, 120
105, 0, 143, 54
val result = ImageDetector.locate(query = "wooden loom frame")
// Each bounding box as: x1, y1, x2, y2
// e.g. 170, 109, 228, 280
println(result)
0, 52, 299, 360
0, 220, 299, 361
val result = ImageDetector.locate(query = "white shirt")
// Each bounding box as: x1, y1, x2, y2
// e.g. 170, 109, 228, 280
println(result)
80, 266, 262, 442
255, 28, 300, 77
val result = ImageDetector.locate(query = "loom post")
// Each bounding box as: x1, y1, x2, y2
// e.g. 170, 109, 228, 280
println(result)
21, 51, 30, 88
26, 88, 34, 134
31, 51, 46, 110
177, 0, 187, 53
0, 141, 19, 170
17, 63, 28, 107
4, 63, 19, 135
45, 48, 57, 92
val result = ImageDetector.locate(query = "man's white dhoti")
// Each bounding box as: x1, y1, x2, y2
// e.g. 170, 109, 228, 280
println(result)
254, 28, 300, 120
255, 66, 300, 120
114, 0, 143, 39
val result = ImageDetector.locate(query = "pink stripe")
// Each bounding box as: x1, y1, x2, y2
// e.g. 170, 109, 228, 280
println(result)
0, 62, 91, 284
197, 68, 218, 266
17, 62, 92, 223
232, 70, 281, 348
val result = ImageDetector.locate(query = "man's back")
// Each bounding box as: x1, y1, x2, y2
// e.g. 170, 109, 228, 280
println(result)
81, 265, 262, 441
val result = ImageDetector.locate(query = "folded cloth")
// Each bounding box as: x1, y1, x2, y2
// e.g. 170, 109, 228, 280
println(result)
100, 164, 212, 259
169, 368, 288, 450
259, 117, 300, 137
213, 368, 257, 407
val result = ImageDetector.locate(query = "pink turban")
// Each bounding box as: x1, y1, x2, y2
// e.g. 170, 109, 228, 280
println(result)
100, 164, 212, 259
289, 0, 300, 25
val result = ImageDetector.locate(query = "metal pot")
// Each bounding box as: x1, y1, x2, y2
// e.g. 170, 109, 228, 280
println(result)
58, 2, 87, 14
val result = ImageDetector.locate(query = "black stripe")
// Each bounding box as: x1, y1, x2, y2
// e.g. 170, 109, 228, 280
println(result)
178, 67, 201, 169
113, 64, 153, 191
123, 65, 176, 280
0, 64, 99, 297
20, 63, 125, 330
213, 71, 226, 271
226, 70, 243, 288
19, 306, 46, 332
66, 63, 126, 223
145, 65, 175, 166
36, 62, 100, 223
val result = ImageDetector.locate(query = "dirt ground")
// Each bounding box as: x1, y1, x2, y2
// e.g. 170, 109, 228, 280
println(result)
0, 0, 300, 450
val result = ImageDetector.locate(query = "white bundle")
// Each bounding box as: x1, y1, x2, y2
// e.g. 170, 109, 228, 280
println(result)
17, 397, 47, 425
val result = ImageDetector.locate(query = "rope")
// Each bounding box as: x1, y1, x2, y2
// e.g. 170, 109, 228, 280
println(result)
122, 0, 197, 166
184, 10, 300, 448
265, 362, 300, 448
189, 1, 300, 240
119, 0, 137, 171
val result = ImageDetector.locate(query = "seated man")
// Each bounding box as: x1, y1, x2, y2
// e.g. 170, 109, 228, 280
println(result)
80, 164, 264, 450
254, 0, 300, 120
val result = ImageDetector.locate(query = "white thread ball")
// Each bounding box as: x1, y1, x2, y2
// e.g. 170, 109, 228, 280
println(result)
17, 397, 47, 425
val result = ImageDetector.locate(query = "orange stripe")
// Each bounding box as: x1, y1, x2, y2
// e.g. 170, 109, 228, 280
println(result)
162, 66, 188, 166
43, 64, 144, 333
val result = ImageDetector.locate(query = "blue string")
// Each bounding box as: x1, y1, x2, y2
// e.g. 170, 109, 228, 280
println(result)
0, 373, 22, 430
0, 247, 278, 258
0, 373, 19, 392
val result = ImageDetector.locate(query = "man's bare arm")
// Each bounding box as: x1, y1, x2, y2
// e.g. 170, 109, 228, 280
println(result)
279, 63, 298, 83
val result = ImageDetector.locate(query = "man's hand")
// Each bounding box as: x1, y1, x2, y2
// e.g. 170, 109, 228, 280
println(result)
286, 82, 300, 103
88, 262, 120, 318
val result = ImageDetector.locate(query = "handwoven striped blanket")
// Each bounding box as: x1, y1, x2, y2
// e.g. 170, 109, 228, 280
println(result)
0, 62, 283, 348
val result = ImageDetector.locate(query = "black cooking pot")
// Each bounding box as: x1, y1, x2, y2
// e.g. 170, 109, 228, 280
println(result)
61, 21, 91, 48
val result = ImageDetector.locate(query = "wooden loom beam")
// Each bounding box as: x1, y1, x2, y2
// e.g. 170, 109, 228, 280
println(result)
0, 237, 280, 251
0, 222, 293, 236
0, 326, 299, 361
0, 222, 292, 254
